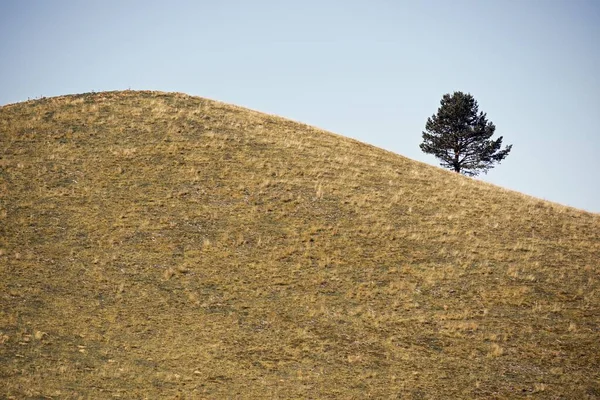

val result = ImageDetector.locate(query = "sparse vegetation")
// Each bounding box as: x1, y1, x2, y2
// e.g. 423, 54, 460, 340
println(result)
1, 90, 599, 398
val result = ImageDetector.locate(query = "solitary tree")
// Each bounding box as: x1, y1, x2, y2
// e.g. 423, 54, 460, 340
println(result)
420, 91, 512, 176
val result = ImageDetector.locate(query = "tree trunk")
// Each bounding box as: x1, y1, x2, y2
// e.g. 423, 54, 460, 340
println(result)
453, 151, 461, 173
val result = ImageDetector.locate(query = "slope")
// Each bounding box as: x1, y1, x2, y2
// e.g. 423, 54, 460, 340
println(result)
1, 91, 599, 399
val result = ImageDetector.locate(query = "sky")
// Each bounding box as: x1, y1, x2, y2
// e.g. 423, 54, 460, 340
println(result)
1, 0, 599, 213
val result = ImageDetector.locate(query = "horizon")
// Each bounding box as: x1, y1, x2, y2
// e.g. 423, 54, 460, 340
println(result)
1, 0, 598, 212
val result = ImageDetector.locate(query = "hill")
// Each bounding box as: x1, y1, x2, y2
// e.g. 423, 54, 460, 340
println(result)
1, 90, 599, 398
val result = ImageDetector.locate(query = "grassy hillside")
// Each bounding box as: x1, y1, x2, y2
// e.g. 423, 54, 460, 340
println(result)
1, 90, 599, 399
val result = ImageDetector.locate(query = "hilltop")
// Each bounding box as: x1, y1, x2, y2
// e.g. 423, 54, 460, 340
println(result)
1, 90, 599, 398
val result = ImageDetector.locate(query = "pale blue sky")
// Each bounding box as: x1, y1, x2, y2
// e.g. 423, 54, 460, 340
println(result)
1, 0, 599, 212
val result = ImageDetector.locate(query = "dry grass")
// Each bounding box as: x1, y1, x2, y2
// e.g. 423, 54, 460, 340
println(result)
1, 90, 599, 398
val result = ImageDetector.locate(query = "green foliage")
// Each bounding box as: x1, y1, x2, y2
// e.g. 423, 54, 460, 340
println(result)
420, 91, 512, 176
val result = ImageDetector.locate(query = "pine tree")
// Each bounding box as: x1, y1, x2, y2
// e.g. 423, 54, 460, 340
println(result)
420, 91, 512, 176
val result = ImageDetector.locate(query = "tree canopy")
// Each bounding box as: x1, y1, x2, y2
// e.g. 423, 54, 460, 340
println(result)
420, 91, 512, 176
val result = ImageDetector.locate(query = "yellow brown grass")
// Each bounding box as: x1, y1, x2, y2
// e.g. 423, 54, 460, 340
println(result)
1, 90, 599, 398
